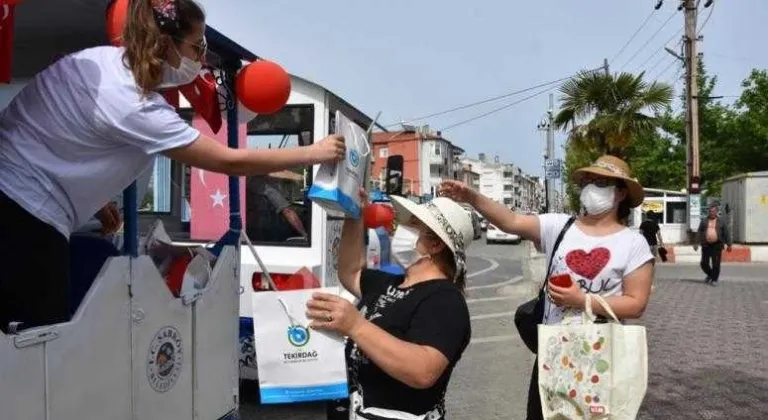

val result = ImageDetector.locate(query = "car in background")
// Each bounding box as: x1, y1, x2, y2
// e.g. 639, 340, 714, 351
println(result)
460, 205, 483, 240
486, 224, 521, 245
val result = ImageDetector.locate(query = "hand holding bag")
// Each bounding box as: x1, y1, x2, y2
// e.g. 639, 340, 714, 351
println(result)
514, 217, 575, 353
537, 294, 648, 419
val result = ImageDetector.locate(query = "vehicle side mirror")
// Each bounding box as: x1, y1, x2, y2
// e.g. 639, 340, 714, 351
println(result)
385, 155, 404, 196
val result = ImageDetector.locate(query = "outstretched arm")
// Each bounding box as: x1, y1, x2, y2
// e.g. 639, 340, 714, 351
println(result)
164, 134, 345, 176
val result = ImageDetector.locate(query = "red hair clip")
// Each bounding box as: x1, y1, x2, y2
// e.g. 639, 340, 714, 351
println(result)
151, 0, 177, 29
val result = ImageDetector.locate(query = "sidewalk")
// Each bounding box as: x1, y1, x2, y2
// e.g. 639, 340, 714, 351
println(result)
664, 245, 768, 263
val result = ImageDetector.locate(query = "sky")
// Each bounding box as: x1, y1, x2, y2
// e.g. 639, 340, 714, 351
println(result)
199, 0, 767, 177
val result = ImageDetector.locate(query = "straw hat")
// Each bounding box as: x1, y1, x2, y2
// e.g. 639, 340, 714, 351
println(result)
572, 155, 645, 207
389, 196, 474, 282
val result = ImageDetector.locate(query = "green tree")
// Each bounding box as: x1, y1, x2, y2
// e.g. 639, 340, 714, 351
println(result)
554, 71, 674, 159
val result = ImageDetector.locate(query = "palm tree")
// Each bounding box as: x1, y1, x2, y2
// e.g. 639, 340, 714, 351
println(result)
554, 71, 673, 159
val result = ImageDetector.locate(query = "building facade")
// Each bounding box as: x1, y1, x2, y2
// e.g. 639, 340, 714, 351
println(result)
371, 125, 463, 197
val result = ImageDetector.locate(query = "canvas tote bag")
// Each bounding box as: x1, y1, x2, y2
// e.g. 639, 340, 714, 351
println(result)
537, 294, 648, 419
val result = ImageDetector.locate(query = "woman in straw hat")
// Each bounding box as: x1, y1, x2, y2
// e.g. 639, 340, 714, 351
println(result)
440, 155, 654, 420
307, 189, 475, 420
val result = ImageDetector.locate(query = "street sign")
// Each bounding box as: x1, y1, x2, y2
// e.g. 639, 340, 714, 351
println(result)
544, 159, 562, 180
688, 194, 701, 231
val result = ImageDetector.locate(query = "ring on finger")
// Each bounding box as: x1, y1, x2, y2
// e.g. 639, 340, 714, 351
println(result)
326, 312, 333, 323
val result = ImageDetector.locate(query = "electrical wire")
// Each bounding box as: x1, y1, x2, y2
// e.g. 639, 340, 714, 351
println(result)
382, 66, 605, 128
698, 1, 714, 34
618, 10, 679, 71
439, 85, 556, 132
633, 29, 683, 72
654, 58, 680, 81
610, 9, 657, 64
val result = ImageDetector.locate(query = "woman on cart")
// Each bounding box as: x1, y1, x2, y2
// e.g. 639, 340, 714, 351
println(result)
308, 189, 475, 419
0, 0, 345, 333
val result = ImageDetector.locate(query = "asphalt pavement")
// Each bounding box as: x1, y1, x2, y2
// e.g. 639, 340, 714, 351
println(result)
239, 239, 768, 420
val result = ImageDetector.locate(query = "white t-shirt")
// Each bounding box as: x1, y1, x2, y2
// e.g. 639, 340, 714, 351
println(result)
0, 46, 199, 237
538, 213, 653, 325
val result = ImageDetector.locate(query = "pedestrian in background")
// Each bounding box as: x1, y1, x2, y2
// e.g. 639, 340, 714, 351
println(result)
639, 211, 664, 262
441, 155, 654, 420
693, 204, 732, 286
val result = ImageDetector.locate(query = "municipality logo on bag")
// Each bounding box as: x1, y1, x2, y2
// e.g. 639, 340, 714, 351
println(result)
348, 149, 361, 168
283, 324, 318, 363
287, 325, 310, 347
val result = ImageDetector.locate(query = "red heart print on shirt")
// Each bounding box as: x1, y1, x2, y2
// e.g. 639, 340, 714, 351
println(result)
565, 248, 611, 280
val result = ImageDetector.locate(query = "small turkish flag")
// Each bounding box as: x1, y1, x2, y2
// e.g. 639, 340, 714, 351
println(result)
0, 4, 15, 84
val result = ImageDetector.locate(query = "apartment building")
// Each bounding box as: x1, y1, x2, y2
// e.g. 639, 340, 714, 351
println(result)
371, 125, 463, 197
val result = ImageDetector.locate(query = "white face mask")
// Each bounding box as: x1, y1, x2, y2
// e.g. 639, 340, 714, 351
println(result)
580, 184, 616, 215
391, 226, 428, 270
158, 47, 202, 89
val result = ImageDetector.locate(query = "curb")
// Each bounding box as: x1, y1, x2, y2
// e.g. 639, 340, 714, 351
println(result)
663, 245, 768, 263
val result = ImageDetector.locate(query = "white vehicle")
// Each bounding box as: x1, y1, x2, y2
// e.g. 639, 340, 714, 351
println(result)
486, 224, 522, 244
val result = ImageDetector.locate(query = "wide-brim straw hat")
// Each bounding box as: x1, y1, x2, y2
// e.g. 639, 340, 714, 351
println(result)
389, 195, 474, 282
572, 155, 645, 207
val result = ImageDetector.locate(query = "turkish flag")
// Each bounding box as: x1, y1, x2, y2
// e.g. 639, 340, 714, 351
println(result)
179, 70, 222, 134
0, 4, 15, 84
189, 114, 246, 241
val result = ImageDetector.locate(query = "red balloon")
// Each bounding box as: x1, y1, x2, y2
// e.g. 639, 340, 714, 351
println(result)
363, 204, 395, 229
106, 0, 129, 46
236, 60, 291, 115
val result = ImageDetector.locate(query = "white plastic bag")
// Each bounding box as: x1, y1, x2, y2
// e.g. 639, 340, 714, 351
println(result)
252, 287, 349, 404
308, 111, 370, 218
537, 294, 648, 419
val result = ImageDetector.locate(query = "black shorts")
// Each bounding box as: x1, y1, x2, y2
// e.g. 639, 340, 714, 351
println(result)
0, 190, 70, 333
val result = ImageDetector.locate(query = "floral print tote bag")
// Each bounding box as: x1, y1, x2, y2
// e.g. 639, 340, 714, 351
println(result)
537, 294, 648, 419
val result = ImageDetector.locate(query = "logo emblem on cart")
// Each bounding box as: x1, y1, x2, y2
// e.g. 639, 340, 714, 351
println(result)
287, 325, 310, 347
147, 326, 183, 393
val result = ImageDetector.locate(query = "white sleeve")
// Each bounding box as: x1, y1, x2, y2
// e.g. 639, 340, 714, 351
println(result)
625, 233, 655, 275
110, 94, 200, 155
537, 213, 572, 261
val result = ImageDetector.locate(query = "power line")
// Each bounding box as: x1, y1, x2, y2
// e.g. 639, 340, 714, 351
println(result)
610, 9, 657, 64
619, 10, 679, 71
633, 29, 683, 72
654, 58, 680, 81
439, 85, 556, 132
698, 0, 714, 33
383, 66, 605, 128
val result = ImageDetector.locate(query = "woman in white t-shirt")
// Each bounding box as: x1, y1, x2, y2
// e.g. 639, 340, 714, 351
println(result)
0, 0, 345, 333
440, 155, 654, 420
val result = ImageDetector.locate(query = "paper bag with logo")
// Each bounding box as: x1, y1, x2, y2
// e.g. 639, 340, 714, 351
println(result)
537, 294, 648, 419
252, 287, 348, 404
308, 111, 370, 218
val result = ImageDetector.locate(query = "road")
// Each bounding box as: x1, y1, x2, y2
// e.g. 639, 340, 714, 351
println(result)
239, 239, 768, 419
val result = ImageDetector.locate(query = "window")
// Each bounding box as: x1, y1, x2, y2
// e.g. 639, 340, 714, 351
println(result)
434, 143, 441, 155
379, 147, 389, 158
139, 153, 182, 214
245, 105, 314, 247
665, 201, 687, 224
503, 184, 513, 191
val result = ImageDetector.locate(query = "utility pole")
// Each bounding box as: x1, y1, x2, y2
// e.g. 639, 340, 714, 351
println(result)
603, 58, 610, 76
683, 0, 702, 236
537, 96, 555, 213
545, 93, 556, 213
